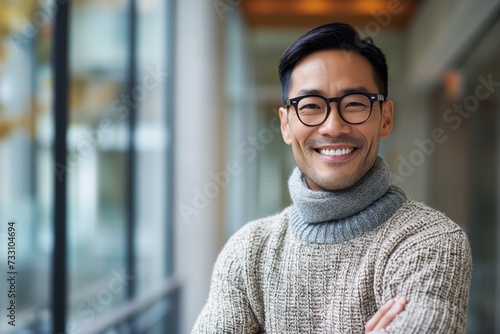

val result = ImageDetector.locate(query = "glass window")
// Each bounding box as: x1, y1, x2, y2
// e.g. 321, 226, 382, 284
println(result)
0, 0, 176, 333
135, 0, 170, 293
0, 1, 53, 332
67, 0, 129, 329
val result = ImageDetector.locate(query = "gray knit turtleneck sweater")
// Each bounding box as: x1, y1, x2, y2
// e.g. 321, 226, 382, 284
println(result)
193, 159, 472, 333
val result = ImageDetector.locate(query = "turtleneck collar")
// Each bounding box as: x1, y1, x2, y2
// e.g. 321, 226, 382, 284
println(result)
288, 156, 406, 244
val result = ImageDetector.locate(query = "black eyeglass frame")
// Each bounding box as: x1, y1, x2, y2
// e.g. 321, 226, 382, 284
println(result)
285, 92, 385, 126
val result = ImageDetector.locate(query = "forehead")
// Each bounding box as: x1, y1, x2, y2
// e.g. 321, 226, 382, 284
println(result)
289, 50, 377, 96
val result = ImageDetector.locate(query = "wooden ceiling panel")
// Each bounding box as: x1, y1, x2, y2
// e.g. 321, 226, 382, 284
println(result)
242, 0, 422, 29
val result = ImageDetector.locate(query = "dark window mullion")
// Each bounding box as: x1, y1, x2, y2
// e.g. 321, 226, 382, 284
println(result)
126, 0, 138, 301
52, 1, 70, 333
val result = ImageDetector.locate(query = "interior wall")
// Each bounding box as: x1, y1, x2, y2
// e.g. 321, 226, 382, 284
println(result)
388, 0, 500, 203
406, 0, 500, 90
173, 0, 224, 332
402, 2, 500, 332
372, 31, 431, 201
224, 10, 259, 237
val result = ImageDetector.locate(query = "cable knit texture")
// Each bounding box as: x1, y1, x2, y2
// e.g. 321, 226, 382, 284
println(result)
192, 162, 472, 333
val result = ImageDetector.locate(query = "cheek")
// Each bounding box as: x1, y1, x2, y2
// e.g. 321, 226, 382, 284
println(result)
290, 126, 314, 147
359, 118, 382, 142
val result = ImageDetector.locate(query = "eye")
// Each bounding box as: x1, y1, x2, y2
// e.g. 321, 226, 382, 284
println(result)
345, 101, 367, 108
300, 103, 322, 110
342, 94, 371, 111
296, 96, 326, 114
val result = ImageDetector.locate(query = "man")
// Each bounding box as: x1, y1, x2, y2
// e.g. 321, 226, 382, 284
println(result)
193, 22, 472, 333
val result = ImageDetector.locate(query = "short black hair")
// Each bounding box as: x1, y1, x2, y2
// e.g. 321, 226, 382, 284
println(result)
278, 22, 388, 106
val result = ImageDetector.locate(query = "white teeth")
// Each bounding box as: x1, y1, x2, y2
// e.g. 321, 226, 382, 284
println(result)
319, 148, 354, 156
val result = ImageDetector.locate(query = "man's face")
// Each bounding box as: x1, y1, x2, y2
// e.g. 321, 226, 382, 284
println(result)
279, 50, 394, 191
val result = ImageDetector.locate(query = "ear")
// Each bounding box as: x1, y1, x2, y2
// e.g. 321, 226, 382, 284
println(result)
279, 107, 292, 145
379, 99, 394, 139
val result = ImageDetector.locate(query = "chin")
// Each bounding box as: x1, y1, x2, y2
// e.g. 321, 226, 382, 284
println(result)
321, 180, 355, 191
309, 172, 357, 191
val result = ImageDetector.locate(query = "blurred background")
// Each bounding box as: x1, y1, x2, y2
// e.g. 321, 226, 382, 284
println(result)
0, 0, 499, 333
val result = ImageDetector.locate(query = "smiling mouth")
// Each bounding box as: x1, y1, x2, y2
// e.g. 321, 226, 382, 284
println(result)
317, 147, 355, 157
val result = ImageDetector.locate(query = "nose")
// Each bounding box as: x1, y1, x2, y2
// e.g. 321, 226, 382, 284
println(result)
316, 103, 352, 137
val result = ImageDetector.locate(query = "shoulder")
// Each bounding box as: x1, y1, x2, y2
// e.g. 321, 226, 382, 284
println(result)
387, 199, 467, 237
373, 200, 472, 301
216, 206, 291, 260
226, 206, 291, 254
210, 207, 291, 283
380, 199, 471, 260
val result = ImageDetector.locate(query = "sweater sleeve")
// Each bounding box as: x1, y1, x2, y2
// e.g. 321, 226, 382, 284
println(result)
191, 230, 261, 334
380, 229, 472, 334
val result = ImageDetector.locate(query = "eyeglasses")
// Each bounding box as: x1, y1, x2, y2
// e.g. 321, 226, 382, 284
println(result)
285, 92, 385, 126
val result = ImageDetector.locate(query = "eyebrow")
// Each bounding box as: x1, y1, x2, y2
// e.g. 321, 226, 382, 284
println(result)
295, 86, 370, 97
295, 88, 325, 96
342, 86, 369, 95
